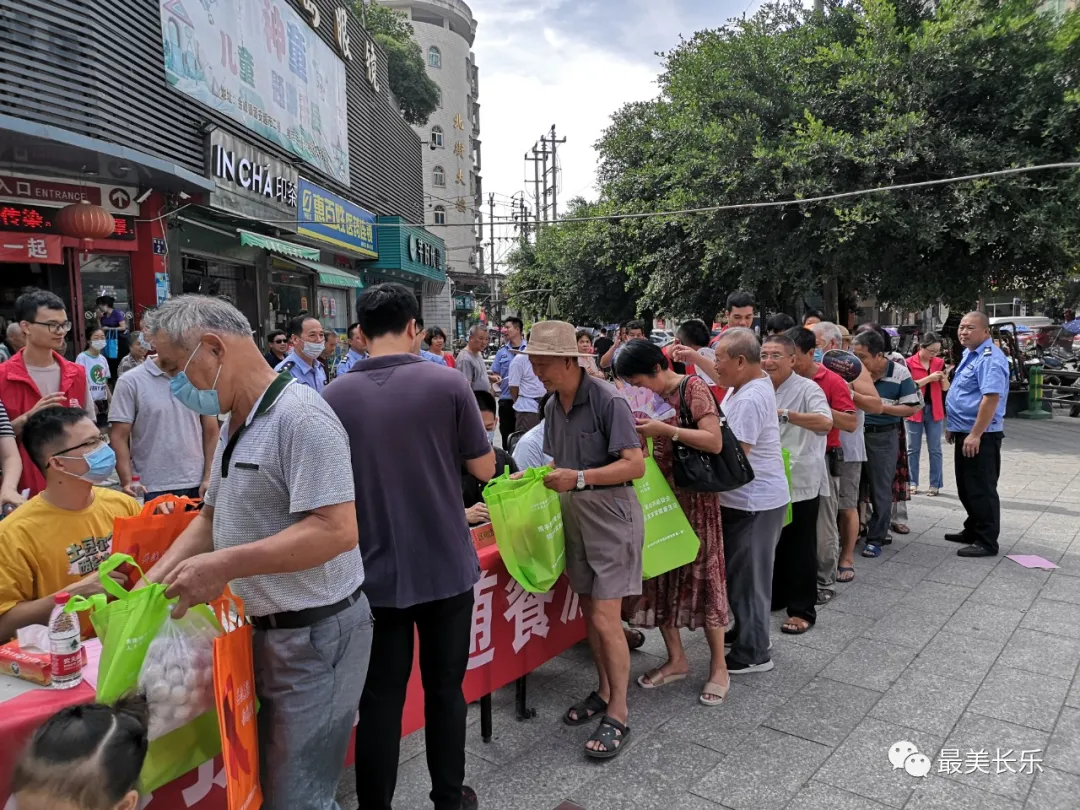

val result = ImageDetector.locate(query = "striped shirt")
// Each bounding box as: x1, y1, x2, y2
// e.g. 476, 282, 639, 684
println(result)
866, 360, 921, 426
0, 399, 12, 438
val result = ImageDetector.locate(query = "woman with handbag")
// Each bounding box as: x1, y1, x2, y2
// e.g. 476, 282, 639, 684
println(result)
614, 340, 731, 707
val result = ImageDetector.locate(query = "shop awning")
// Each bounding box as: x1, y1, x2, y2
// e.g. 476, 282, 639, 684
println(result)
238, 229, 320, 262
290, 258, 365, 289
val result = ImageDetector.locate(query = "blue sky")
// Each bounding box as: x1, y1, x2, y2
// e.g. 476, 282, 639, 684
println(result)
467, 0, 754, 219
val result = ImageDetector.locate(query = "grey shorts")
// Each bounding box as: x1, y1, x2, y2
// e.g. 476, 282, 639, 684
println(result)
838, 461, 862, 510
560, 487, 644, 601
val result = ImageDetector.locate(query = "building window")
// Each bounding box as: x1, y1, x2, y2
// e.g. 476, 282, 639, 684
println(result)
431, 126, 444, 148
434, 205, 446, 225
433, 165, 446, 187
428, 46, 441, 68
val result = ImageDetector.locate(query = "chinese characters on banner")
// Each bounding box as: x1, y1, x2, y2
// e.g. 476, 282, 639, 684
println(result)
297, 178, 377, 258
0, 234, 62, 264
159, 0, 350, 184
0, 204, 135, 241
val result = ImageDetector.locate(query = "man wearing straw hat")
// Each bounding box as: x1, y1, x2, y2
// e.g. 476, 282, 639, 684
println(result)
525, 320, 646, 760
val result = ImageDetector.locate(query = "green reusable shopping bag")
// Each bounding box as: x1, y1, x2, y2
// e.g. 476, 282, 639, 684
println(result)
782, 448, 793, 527
634, 442, 701, 579
67, 553, 223, 793
483, 466, 566, 592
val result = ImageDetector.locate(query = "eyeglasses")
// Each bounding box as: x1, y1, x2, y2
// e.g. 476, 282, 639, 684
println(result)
54, 433, 110, 457
31, 320, 72, 334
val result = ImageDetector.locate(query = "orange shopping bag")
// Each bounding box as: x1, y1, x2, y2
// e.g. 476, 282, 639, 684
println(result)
111, 495, 201, 583
212, 589, 262, 810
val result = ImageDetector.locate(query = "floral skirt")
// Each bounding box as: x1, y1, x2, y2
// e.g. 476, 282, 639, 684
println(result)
622, 484, 728, 630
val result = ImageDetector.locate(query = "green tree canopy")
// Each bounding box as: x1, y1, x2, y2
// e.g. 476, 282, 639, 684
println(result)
509, 0, 1080, 322
355, 2, 441, 125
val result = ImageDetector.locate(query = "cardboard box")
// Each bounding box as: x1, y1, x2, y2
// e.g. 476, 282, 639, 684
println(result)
0, 640, 88, 687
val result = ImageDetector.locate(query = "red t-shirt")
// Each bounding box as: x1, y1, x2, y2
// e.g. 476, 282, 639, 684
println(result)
812, 364, 856, 450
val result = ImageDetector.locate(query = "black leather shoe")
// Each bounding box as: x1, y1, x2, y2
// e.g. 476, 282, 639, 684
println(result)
460, 785, 478, 810
944, 533, 968, 544
957, 544, 997, 558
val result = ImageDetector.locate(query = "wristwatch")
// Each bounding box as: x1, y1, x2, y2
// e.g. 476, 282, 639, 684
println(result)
576, 470, 587, 490
779, 408, 790, 424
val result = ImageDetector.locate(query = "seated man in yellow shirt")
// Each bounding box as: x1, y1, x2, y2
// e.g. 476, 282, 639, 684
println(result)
0, 406, 141, 641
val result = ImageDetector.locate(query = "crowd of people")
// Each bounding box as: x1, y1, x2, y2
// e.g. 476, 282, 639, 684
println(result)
0, 282, 1011, 810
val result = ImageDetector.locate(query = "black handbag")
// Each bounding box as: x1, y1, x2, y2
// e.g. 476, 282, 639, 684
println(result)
671, 377, 755, 492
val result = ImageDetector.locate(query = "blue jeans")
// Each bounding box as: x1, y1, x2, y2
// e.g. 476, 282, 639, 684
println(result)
906, 408, 944, 489
254, 594, 373, 810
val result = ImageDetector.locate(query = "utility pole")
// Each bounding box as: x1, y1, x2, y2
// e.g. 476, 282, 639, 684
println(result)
524, 125, 565, 226
488, 192, 497, 324
545, 124, 566, 221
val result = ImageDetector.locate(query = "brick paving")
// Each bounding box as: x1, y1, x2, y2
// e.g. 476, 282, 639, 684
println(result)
338, 418, 1080, 809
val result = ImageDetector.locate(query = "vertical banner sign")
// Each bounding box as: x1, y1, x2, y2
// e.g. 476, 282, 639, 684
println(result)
160, 0, 350, 185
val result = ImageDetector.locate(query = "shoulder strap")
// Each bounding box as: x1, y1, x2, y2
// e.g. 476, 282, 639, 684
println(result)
221, 373, 293, 478
677, 376, 693, 428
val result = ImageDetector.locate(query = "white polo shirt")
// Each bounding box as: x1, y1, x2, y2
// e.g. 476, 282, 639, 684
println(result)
774, 372, 832, 503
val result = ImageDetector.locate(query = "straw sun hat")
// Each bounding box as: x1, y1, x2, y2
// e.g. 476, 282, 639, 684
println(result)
515, 320, 588, 357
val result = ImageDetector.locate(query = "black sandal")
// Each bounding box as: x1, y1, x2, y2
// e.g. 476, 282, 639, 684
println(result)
564, 691, 607, 726
584, 716, 631, 760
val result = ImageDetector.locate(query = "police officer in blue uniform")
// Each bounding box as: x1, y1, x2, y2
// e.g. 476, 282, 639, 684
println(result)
275, 314, 327, 393
945, 311, 1010, 558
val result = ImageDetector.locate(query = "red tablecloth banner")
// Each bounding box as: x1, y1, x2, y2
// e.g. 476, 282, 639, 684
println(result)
0, 541, 584, 810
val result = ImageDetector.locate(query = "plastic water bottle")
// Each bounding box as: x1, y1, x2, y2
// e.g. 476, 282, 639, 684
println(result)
49, 593, 83, 689
131, 475, 146, 508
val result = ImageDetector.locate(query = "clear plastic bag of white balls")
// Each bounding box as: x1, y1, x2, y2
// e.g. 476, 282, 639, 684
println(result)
138, 607, 221, 741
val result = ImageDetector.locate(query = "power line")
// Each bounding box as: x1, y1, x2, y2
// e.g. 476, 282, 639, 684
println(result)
142, 162, 1080, 229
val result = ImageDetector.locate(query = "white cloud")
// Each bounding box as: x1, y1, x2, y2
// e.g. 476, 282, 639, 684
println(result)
467, 0, 747, 220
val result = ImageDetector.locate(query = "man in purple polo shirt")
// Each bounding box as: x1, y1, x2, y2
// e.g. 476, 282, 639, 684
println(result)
323, 283, 495, 810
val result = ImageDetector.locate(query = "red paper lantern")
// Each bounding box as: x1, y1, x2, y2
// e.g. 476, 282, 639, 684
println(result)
55, 201, 115, 240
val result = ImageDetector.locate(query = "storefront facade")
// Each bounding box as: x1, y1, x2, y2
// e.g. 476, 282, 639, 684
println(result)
1, 0, 423, 357
361, 216, 447, 321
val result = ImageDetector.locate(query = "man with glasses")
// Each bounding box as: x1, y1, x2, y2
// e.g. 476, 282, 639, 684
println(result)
275, 315, 328, 393
0, 406, 141, 641
0, 290, 95, 496
264, 330, 288, 367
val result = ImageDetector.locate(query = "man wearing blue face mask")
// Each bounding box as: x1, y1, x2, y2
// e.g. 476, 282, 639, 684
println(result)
141, 295, 370, 810
275, 315, 328, 392
0, 406, 141, 641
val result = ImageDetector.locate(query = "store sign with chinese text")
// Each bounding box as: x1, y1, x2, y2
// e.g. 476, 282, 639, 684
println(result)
0, 173, 139, 215
160, 0, 350, 185
408, 233, 443, 271
0, 204, 136, 241
0, 234, 63, 264
208, 130, 298, 223
297, 178, 376, 258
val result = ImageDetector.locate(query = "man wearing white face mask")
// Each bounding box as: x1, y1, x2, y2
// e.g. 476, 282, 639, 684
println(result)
0, 406, 141, 641
141, 295, 370, 810
275, 315, 328, 393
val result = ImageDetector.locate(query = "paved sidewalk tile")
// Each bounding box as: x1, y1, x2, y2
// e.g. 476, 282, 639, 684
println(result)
1045, 706, 1080, 776
967, 664, 1070, 732
691, 727, 832, 810
1023, 767, 1080, 809
869, 669, 979, 736
763, 676, 880, 746
998, 629, 1080, 680
814, 717, 944, 808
